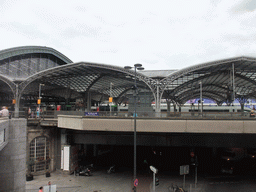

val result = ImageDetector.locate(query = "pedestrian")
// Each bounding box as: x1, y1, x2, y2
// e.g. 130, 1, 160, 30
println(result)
39, 186, 43, 192
48, 181, 52, 192
250, 110, 255, 117
36, 108, 40, 118
28, 107, 31, 118
1, 106, 9, 117
31, 111, 35, 118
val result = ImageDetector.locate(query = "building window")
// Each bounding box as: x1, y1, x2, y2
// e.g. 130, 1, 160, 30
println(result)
30, 136, 50, 172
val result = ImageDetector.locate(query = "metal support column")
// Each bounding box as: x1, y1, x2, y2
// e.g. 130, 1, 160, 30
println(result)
14, 84, 19, 118
199, 82, 202, 114
232, 63, 235, 105
87, 91, 91, 112
133, 66, 137, 192
38, 83, 44, 118
155, 80, 161, 117
124, 64, 144, 192
195, 156, 198, 188
110, 82, 113, 115
153, 172, 156, 192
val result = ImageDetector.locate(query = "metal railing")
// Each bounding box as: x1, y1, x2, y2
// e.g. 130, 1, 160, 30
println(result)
7, 109, 252, 120
52, 110, 254, 120
7, 110, 55, 119
4, 109, 253, 120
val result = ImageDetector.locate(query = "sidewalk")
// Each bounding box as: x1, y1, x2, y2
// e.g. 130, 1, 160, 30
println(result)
26, 169, 206, 192
26, 169, 133, 192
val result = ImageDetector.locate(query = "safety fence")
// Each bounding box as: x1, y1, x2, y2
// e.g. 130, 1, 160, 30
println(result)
6, 110, 255, 120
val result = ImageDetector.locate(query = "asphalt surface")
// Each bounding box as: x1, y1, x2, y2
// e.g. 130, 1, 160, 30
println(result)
26, 168, 256, 192
26, 168, 206, 192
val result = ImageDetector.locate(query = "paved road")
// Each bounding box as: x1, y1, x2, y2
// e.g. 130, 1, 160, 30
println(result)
204, 175, 256, 192
26, 169, 256, 192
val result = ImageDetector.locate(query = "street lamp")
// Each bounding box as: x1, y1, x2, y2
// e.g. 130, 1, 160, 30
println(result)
124, 63, 144, 192
109, 82, 113, 116
38, 83, 45, 118
199, 81, 202, 114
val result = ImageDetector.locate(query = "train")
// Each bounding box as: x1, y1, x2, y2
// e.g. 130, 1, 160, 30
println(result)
116, 103, 252, 113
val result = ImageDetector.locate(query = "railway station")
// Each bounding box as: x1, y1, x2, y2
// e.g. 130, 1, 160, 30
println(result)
1, 46, 256, 191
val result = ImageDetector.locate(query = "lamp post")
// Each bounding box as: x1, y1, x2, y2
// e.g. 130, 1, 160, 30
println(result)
124, 64, 144, 192
110, 82, 113, 116
199, 81, 202, 114
38, 83, 45, 118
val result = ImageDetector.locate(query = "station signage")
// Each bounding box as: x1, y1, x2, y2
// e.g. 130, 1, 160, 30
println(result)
150, 165, 158, 174
85, 112, 99, 116
180, 165, 189, 175
134, 179, 138, 187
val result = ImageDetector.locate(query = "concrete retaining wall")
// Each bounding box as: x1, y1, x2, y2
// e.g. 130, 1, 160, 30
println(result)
0, 118, 9, 151
58, 115, 256, 134
0, 118, 27, 192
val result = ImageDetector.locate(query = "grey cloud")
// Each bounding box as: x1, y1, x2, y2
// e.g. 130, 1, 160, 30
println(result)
61, 24, 103, 39
222, 33, 256, 44
142, 59, 159, 65
1, 22, 48, 39
74, 6, 88, 12
232, 0, 256, 13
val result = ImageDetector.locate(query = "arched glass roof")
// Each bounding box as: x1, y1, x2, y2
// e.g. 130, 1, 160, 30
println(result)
161, 56, 256, 105
0, 46, 73, 81
0, 46, 72, 64
20, 62, 155, 102
1, 45, 256, 108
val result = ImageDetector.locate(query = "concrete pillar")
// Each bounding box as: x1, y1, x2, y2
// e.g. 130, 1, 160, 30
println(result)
0, 118, 27, 192
93, 144, 98, 157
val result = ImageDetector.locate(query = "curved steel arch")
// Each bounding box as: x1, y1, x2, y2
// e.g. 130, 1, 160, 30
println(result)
177, 92, 225, 105
19, 61, 156, 101
115, 87, 134, 103
178, 92, 225, 106
171, 84, 230, 104
163, 56, 254, 83
158, 56, 256, 105
0, 74, 16, 97
180, 84, 228, 96
168, 71, 230, 96
234, 73, 256, 87
169, 74, 256, 106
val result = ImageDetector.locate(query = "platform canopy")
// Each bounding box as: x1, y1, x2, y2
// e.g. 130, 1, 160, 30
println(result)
1, 46, 256, 108
161, 57, 256, 105
19, 61, 155, 104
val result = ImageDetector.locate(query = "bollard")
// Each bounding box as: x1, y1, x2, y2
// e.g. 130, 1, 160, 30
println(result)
190, 184, 192, 192
152, 172, 155, 192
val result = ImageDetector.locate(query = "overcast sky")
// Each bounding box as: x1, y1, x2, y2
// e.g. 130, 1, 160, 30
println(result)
1, 0, 256, 70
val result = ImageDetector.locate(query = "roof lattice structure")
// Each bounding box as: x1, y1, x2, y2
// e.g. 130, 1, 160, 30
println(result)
1, 46, 256, 109
161, 57, 256, 105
